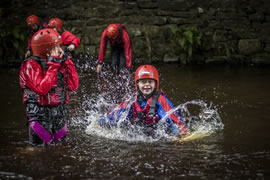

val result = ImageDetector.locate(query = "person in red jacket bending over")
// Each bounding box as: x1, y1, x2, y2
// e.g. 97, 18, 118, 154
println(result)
19, 29, 79, 146
48, 17, 80, 59
96, 24, 132, 73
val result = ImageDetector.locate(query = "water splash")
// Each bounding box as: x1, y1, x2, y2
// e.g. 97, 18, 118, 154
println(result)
81, 96, 223, 143
71, 59, 223, 143
173, 100, 224, 142
179, 100, 223, 131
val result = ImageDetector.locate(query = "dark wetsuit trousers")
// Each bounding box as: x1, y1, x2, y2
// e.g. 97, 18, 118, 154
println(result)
26, 103, 67, 146
111, 46, 126, 72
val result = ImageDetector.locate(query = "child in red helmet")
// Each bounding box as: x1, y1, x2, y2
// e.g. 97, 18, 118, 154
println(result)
96, 24, 132, 73
100, 65, 189, 137
25, 15, 40, 58
48, 17, 80, 59
25, 15, 49, 58
19, 29, 79, 146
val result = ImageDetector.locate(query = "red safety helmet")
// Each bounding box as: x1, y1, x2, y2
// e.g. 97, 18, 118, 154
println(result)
48, 18, 63, 31
26, 15, 40, 27
135, 65, 159, 90
31, 29, 62, 59
106, 24, 119, 39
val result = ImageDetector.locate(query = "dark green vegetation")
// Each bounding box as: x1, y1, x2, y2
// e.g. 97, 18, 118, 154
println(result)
0, 8, 26, 67
171, 26, 202, 64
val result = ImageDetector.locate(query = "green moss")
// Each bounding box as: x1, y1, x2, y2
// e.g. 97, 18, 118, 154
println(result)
170, 25, 202, 64
142, 25, 156, 61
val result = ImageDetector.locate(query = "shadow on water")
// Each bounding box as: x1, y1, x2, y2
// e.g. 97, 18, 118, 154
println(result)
0, 58, 270, 179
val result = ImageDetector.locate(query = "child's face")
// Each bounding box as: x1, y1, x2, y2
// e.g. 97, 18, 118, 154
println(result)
137, 79, 156, 96
48, 45, 64, 57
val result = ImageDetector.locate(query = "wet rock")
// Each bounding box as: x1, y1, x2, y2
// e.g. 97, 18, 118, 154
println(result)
205, 56, 228, 64
249, 13, 265, 23
238, 39, 262, 55
249, 57, 270, 65
226, 55, 246, 65
190, 54, 205, 64
163, 54, 179, 62
157, 0, 188, 11
138, 1, 158, 9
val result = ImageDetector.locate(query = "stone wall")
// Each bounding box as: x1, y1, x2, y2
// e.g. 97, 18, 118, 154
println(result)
3, 0, 270, 65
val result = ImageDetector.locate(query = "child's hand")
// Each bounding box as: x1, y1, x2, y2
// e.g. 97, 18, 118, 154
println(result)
47, 46, 66, 64
170, 123, 181, 136
97, 64, 103, 73
25, 50, 31, 58
67, 44, 75, 51
48, 46, 64, 57
180, 129, 190, 138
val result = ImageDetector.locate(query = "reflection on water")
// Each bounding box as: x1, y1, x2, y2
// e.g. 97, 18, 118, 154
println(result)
0, 61, 270, 179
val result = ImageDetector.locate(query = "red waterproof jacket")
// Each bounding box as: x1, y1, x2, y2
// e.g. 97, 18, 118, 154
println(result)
61, 31, 80, 48
98, 24, 132, 68
19, 56, 79, 106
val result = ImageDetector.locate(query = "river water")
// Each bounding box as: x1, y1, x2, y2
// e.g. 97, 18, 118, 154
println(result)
0, 62, 270, 179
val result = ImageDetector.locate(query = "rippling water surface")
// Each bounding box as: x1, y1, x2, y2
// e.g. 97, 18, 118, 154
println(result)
0, 60, 269, 179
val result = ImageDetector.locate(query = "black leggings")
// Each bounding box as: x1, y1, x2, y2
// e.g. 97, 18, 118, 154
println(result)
111, 46, 126, 72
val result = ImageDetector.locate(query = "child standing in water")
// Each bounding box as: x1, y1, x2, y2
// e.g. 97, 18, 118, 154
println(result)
25, 15, 49, 58
19, 29, 79, 146
25, 15, 41, 58
100, 65, 189, 137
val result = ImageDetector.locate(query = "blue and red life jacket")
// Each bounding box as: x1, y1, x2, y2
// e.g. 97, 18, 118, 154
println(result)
105, 90, 189, 135
132, 91, 162, 127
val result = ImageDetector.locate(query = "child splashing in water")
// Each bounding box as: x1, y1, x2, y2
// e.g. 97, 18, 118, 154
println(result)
99, 65, 190, 137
